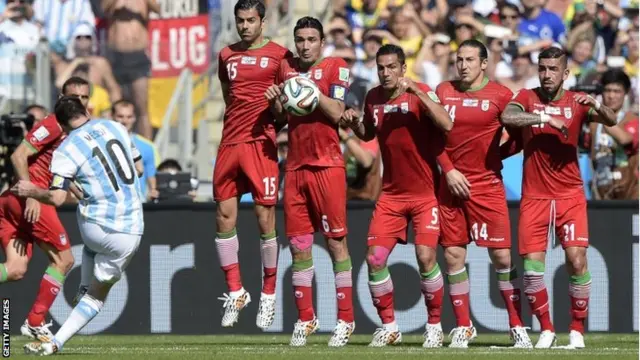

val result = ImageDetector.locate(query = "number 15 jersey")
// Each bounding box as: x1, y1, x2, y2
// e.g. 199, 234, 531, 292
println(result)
51, 119, 144, 235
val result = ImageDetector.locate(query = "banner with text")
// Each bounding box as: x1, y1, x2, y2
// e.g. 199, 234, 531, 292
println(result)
3, 202, 638, 335
148, 0, 209, 129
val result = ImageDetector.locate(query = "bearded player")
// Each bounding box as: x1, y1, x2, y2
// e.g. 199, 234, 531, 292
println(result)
0, 77, 91, 341
214, 0, 291, 330
340, 44, 452, 347
435, 40, 544, 348
264, 17, 354, 347
500, 46, 616, 348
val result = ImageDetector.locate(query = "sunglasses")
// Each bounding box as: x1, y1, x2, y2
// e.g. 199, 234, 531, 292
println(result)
76, 35, 92, 40
7, 0, 26, 3
500, 14, 519, 20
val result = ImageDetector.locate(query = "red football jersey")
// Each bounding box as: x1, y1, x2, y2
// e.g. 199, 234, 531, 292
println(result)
217, 40, 292, 145
363, 83, 445, 201
277, 57, 351, 170
435, 79, 513, 190
23, 114, 65, 189
510, 88, 592, 199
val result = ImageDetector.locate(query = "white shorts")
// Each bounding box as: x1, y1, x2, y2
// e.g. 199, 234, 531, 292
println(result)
79, 220, 141, 284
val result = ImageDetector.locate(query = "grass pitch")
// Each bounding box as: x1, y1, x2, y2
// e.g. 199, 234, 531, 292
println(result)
8, 333, 639, 359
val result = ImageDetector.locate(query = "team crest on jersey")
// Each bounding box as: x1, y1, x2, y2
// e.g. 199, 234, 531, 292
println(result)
481, 100, 490, 111
564, 107, 572, 119
401, 102, 409, 114
260, 57, 269, 68
314, 69, 322, 80
241, 56, 257, 65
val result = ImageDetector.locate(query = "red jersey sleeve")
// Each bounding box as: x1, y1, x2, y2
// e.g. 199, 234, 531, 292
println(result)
25, 115, 62, 152
496, 86, 514, 113
500, 127, 523, 159
217, 51, 228, 84
328, 58, 350, 102
623, 118, 639, 153
509, 89, 530, 111
363, 90, 376, 127
433, 83, 454, 173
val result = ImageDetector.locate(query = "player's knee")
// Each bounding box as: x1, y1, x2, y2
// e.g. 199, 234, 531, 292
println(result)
443, 246, 466, 269
56, 252, 75, 275
216, 205, 237, 231
326, 237, 348, 257
290, 234, 313, 252
415, 246, 436, 271
489, 247, 512, 270
5, 262, 27, 281
567, 253, 588, 275
366, 246, 390, 270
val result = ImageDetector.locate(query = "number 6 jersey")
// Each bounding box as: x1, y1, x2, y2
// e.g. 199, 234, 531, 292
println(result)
50, 119, 144, 235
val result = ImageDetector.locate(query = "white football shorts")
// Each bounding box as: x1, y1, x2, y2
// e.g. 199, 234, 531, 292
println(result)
78, 219, 141, 284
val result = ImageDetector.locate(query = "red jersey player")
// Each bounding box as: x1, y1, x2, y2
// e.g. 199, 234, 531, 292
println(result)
340, 44, 452, 347
501, 47, 616, 348
0, 77, 90, 342
214, 0, 291, 330
435, 40, 532, 348
264, 17, 354, 347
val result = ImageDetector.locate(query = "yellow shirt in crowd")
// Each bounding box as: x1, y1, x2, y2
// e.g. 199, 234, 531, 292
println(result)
87, 84, 111, 118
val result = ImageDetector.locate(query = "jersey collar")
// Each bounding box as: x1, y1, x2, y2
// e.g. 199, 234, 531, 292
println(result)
465, 76, 489, 92
297, 57, 324, 71
248, 38, 270, 50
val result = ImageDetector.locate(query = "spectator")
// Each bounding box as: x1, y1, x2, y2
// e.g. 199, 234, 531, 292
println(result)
414, 33, 451, 89
24, 103, 47, 123
518, 0, 566, 45
0, 0, 39, 113
590, 69, 636, 199
157, 158, 198, 201
102, 0, 160, 140
324, 15, 366, 59
351, 30, 382, 91
50, 22, 121, 103
345, 0, 393, 45
59, 63, 111, 118
603, 116, 639, 199
32, 0, 96, 54
111, 99, 160, 201
497, 52, 534, 93
497, 2, 553, 58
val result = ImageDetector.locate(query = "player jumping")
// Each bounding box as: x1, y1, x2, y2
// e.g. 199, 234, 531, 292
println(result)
0, 77, 91, 342
18, 96, 145, 356
340, 44, 453, 347
435, 40, 533, 348
264, 17, 354, 347
214, 0, 291, 330
500, 46, 616, 348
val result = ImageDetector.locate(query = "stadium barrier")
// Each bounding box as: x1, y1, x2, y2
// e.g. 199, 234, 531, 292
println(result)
4, 201, 638, 335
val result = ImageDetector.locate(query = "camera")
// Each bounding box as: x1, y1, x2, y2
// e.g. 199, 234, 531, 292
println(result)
0, 113, 35, 147
570, 84, 603, 95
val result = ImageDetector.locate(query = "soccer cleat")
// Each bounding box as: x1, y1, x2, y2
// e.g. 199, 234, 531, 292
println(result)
256, 293, 276, 330
448, 325, 477, 348
218, 289, 251, 327
20, 320, 54, 342
289, 317, 319, 347
568, 330, 585, 348
72, 285, 89, 307
510, 326, 533, 348
328, 320, 355, 347
534, 330, 557, 348
368, 327, 402, 347
24, 340, 59, 356
422, 322, 444, 348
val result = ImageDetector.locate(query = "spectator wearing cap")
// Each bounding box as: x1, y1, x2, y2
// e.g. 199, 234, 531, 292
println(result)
51, 22, 121, 104
323, 15, 366, 59
351, 31, 382, 91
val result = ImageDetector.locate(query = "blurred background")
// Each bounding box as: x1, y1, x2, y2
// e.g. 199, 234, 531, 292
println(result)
0, 0, 637, 203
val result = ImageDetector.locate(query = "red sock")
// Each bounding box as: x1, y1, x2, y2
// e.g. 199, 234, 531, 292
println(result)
221, 263, 242, 292
526, 288, 554, 332
373, 292, 395, 324
27, 270, 63, 326
262, 267, 276, 295
449, 293, 471, 327
336, 287, 354, 323
569, 295, 589, 333
500, 288, 524, 327
426, 285, 444, 324
294, 286, 315, 321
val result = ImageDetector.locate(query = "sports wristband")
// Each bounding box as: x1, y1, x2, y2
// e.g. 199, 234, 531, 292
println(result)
539, 113, 551, 124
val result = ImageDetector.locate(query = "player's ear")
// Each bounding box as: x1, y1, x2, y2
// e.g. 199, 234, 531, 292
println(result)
481, 57, 488, 71
401, 62, 407, 75
562, 66, 570, 81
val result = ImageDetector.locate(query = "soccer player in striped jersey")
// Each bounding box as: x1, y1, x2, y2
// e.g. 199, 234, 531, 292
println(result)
15, 96, 145, 356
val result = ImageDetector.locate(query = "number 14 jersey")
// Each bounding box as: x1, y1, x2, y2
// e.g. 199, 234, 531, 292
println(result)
51, 119, 144, 235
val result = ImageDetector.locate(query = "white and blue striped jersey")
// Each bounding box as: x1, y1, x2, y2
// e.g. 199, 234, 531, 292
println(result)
51, 119, 144, 235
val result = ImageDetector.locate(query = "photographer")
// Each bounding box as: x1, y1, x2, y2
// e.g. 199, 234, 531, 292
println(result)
0, 112, 34, 192
588, 69, 637, 199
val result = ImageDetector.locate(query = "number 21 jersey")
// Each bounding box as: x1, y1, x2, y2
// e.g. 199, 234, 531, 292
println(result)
51, 119, 144, 235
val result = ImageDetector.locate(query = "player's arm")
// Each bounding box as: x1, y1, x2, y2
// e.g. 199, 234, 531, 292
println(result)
319, 60, 350, 124
499, 127, 523, 159
574, 93, 617, 126
501, 103, 568, 137
410, 83, 453, 132
10, 141, 37, 182
11, 173, 69, 207
217, 53, 231, 106
603, 123, 634, 146
342, 97, 376, 141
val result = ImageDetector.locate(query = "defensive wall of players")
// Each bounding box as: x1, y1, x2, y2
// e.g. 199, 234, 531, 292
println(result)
5, 201, 638, 335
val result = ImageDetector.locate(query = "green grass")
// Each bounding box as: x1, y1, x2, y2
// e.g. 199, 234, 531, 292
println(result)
9, 333, 639, 359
